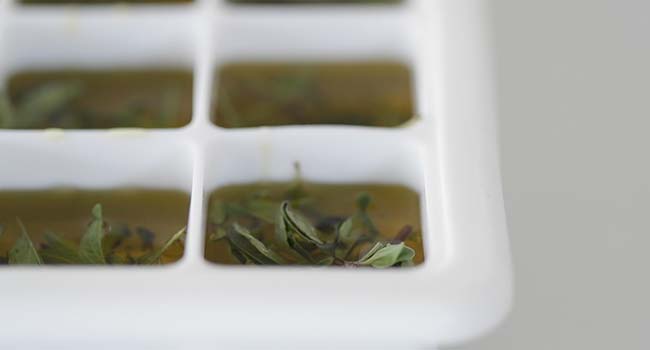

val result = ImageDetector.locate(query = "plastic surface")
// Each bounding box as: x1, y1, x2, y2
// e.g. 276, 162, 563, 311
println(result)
0, 0, 511, 348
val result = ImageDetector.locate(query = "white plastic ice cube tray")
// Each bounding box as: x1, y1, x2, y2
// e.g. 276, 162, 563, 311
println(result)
0, 0, 511, 349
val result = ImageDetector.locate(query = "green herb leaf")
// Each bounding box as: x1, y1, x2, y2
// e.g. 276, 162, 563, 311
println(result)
355, 193, 379, 239
78, 204, 107, 264
274, 205, 289, 247
227, 226, 278, 265
336, 216, 362, 253
8, 219, 43, 265
281, 201, 324, 245
358, 241, 385, 261
272, 205, 309, 264
317, 256, 335, 266
356, 192, 371, 212
40, 232, 82, 264
209, 227, 227, 241
357, 242, 415, 268
138, 227, 186, 265
209, 199, 228, 225
232, 223, 285, 264
286, 162, 306, 200
229, 243, 250, 264
15, 81, 83, 128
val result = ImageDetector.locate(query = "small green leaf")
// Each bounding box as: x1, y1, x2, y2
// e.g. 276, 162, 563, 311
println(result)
209, 227, 227, 241
232, 223, 285, 264
281, 201, 324, 245
229, 244, 250, 264
273, 206, 310, 264
286, 161, 306, 199
209, 199, 227, 225
227, 226, 278, 265
15, 81, 83, 128
338, 216, 354, 238
138, 227, 186, 265
78, 204, 107, 264
274, 206, 289, 247
357, 242, 415, 268
356, 192, 371, 212
335, 215, 364, 259
317, 256, 335, 266
8, 219, 43, 265
337, 216, 361, 247
358, 242, 386, 261
40, 232, 81, 264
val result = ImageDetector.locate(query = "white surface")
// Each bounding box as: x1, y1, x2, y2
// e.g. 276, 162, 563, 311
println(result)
448, 0, 650, 349
0, 0, 511, 348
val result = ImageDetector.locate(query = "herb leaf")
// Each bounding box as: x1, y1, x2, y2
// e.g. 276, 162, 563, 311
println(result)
78, 204, 107, 264
227, 226, 278, 265
357, 192, 371, 211
357, 242, 415, 268
209, 227, 227, 241
336, 215, 363, 257
281, 201, 324, 245
209, 199, 228, 225
40, 232, 82, 264
273, 205, 309, 264
231, 223, 285, 264
356, 192, 379, 237
8, 219, 43, 265
15, 81, 83, 128
138, 227, 186, 265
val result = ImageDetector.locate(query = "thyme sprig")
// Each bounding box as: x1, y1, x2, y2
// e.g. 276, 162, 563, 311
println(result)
209, 182, 416, 268
1, 204, 185, 265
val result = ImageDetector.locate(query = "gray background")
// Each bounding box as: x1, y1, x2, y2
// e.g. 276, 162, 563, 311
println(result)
448, 0, 650, 349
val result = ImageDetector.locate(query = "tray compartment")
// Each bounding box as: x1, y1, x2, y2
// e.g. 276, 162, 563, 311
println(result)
0, 7, 197, 129
201, 130, 429, 265
0, 135, 195, 265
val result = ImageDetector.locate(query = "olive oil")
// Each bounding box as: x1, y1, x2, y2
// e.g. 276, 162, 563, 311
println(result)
3, 70, 193, 129
205, 182, 424, 266
213, 62, 414, 128
0, 189, 190, 265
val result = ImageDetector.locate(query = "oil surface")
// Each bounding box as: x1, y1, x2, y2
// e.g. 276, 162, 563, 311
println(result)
205, 182, 424, 265
0, 189, 190, 264
213, 62, 414, 128
3, 70, 193, 129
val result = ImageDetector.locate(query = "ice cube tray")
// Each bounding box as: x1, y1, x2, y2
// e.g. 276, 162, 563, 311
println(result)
0, 0, 512, 349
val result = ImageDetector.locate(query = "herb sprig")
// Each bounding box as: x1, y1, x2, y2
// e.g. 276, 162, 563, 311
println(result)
1, 204, 185, 265
208, 168, 417, 268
